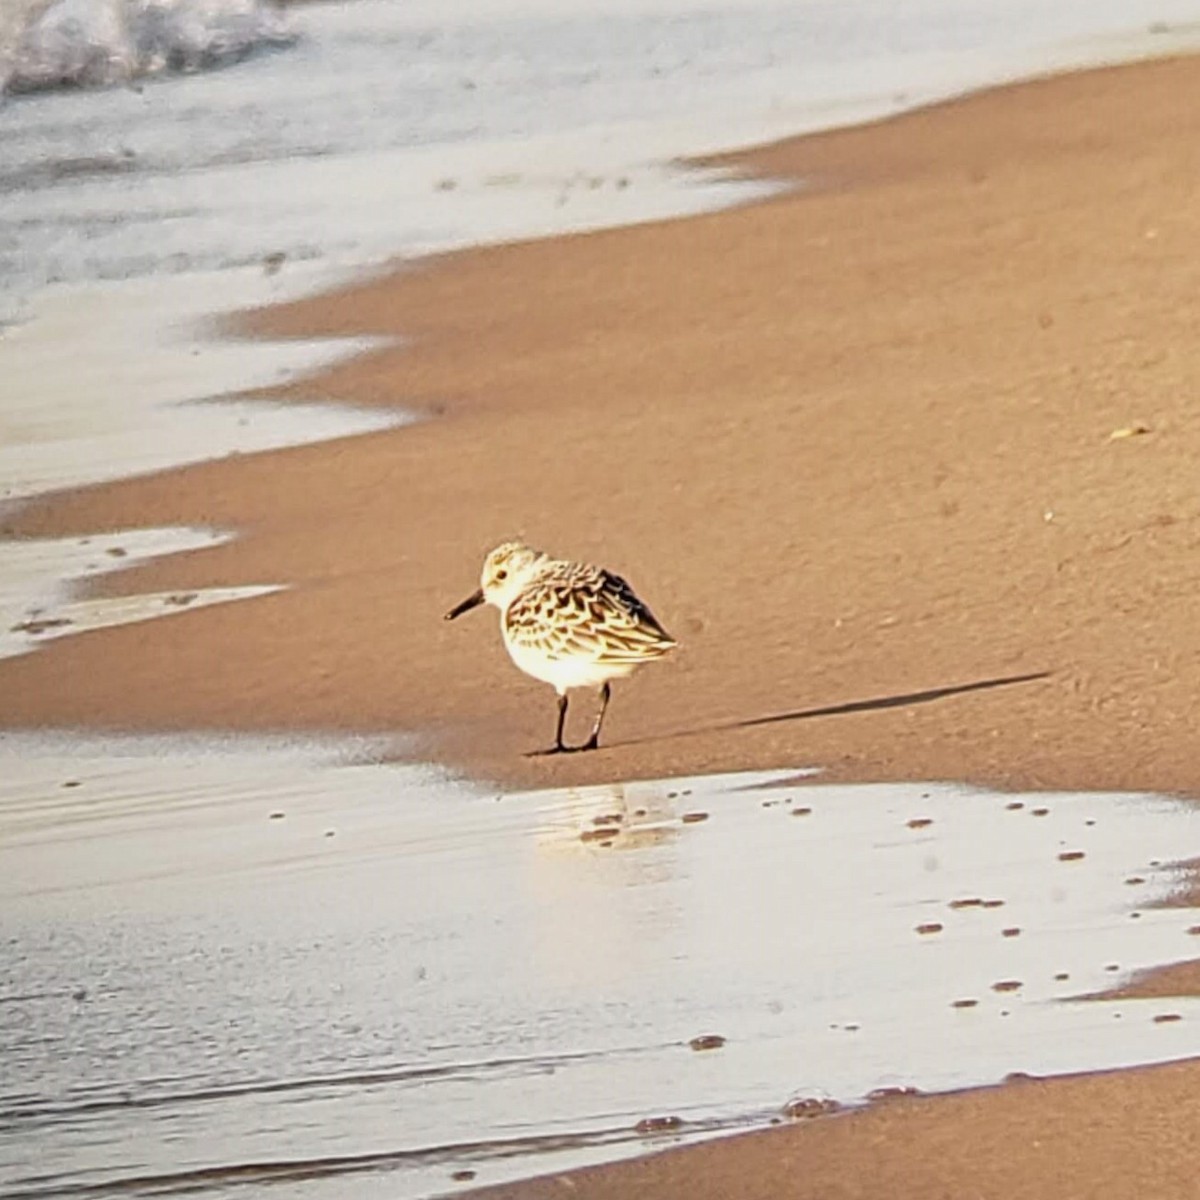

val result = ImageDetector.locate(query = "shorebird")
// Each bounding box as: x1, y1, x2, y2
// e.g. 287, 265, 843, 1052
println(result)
445, 542, 677, 754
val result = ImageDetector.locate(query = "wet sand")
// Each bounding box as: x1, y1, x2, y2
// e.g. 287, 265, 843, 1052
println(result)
5, 49, 1200, 1200
469, 1056, 1200, 1200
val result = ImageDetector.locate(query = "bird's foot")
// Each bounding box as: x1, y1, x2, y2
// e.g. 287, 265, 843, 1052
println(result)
525, 735, 602, 757
526, 744, 574, 758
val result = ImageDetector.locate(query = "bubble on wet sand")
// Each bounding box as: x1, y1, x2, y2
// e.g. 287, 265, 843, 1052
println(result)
635, 1116, 684, 1135
866, 1085, 922, 1102
783, 1096, 842, 1120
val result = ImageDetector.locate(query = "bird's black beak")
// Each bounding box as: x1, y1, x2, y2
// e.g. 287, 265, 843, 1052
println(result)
445, 587, 485, 621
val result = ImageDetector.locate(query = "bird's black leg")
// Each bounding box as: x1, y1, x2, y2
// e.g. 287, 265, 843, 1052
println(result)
554, 691, 570, 753
529, 692, 571, 756
580, 682, 611, 752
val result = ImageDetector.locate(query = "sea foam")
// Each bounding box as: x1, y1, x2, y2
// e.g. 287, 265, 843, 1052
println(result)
0, 0, 293, 96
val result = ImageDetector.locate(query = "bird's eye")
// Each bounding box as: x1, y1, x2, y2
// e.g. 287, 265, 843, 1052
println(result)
496, 569, 508, 581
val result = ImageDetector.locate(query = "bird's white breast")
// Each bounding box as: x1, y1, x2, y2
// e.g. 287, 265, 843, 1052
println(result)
501, 629, 635, 693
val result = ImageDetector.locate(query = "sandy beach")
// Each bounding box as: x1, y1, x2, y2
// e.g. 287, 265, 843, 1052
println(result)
5, 54, 1200, 798
5, 48, 1200, 1198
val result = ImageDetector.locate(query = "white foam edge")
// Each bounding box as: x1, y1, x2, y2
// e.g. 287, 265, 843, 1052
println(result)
0, 261, 410, 503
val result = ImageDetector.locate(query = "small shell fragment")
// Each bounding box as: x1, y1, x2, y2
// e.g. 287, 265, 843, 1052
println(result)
1108, 424, 1151, 440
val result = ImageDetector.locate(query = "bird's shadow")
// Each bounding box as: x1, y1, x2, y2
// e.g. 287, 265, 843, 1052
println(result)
607, 670, 1051, 750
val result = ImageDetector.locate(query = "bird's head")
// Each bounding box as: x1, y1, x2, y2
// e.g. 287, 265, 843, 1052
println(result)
444, 541, 550, 620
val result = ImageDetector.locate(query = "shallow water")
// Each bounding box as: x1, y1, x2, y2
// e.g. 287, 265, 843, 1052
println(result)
3, 737, 1199, 1198
0, 525, 283, 660
0, 266, 404, 503
5, 1, 1200, 305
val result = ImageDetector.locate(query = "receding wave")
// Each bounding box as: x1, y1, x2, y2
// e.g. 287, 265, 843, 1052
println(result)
0, 1044, 652, 1127
0, 0, 295, 98
3, 1121, 721, 1200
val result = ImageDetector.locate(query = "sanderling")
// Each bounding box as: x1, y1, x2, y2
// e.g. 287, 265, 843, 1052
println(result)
445, 542, 677, 754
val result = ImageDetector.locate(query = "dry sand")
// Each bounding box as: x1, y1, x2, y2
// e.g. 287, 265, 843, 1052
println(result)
4, 51, 1200, 1199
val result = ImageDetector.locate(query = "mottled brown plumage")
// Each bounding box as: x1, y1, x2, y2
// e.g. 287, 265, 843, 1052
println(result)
504, 561, 674, 666
445, 543, 677, 753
